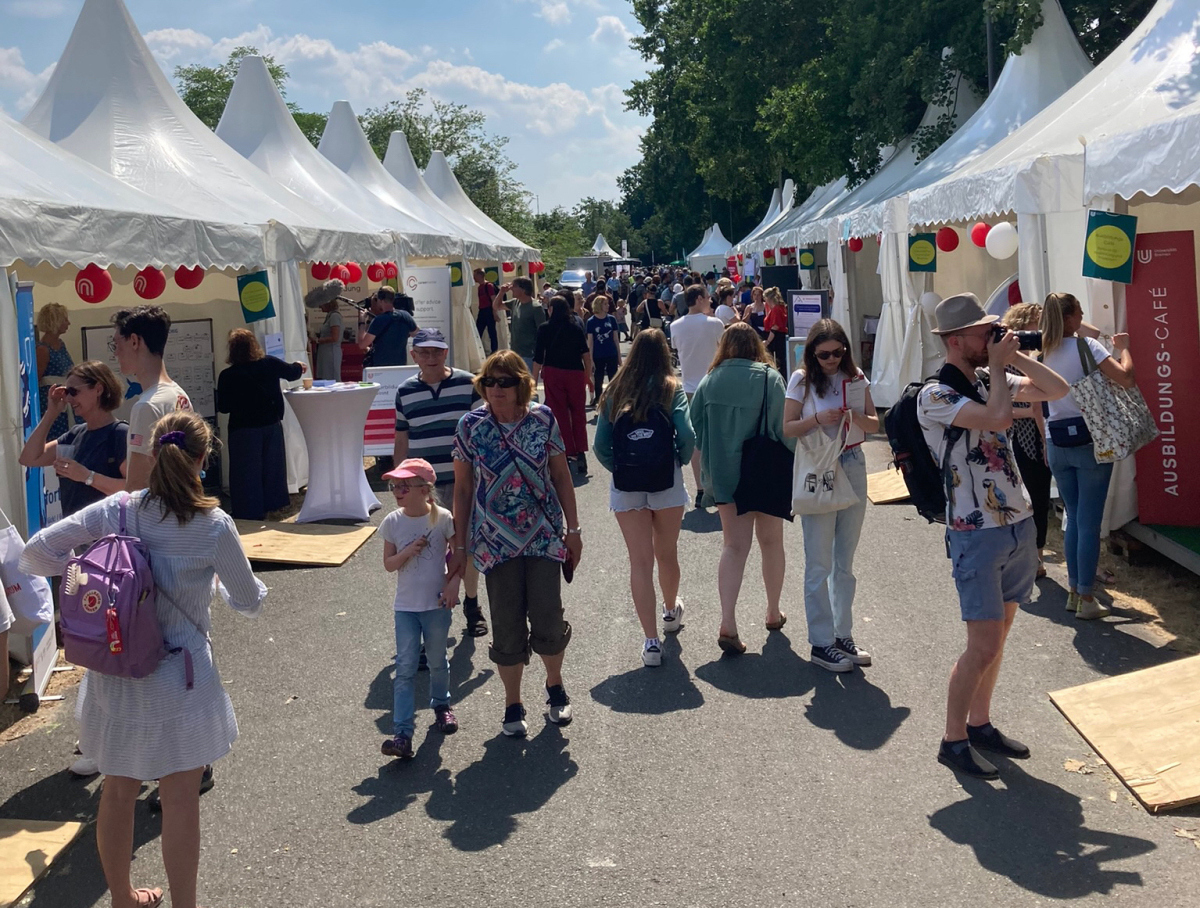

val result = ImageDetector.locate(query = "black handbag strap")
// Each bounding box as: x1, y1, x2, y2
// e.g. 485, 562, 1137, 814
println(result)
1076, 336, 1098, 376
757, 367, 771, 437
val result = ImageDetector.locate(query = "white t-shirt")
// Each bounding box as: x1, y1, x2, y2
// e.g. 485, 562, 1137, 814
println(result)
1040, 336, 1111, 429
128, 380, 192, 455
379, 506, 455, 612
671, 313, 726, 394
714, 304, 737, 326
917, 370, 1032, 531
785, 368, 869, 447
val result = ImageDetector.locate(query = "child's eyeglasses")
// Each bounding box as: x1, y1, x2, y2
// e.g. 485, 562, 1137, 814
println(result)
387, 481, 428, 493
816, 348, 845, 361
481, 376, 521, 389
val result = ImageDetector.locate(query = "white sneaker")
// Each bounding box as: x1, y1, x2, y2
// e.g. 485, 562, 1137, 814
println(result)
662, 602, 684, 634
1075, 598, 1111, 620
69, 755, 100, 777
545, 684, 573, 726
642, 641, 662, 667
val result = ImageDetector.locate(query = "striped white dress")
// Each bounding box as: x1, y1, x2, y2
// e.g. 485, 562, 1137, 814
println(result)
20, 491, 265, 780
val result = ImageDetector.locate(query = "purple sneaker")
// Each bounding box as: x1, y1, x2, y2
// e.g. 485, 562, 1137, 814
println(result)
434, 705, 459, 735
381, 734, 414, 759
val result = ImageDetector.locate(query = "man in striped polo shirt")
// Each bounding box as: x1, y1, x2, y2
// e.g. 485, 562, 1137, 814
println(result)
394, 328, 487, 636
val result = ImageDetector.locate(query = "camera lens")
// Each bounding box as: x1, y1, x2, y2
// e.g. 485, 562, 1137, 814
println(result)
1014, 329, 1042, 350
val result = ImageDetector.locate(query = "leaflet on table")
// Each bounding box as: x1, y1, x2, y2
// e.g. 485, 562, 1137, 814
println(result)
842, 376, 867, 413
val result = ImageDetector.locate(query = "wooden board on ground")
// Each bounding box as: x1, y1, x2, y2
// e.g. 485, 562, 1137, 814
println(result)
1050, 654, 1200, 813
0, 819, 85, 907
234, 520, 376, 566
867, 469, 910, 504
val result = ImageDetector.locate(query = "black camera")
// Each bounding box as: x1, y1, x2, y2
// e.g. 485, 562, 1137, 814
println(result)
992, 324, 1042, 350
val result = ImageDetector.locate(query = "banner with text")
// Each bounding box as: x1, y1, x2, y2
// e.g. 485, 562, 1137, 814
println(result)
1126, 230, 1200, 525
362, 365, 420, 456
403, 267, 453, 359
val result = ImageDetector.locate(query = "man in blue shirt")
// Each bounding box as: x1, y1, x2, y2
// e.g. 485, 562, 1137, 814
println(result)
358, 286, 418, 367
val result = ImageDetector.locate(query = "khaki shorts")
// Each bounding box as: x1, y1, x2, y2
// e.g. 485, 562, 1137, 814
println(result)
483, 556, 572, 666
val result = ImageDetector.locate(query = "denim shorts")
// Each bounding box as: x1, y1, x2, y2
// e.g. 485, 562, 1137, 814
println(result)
609, 463, 690, 512
946, 518, 1038, 621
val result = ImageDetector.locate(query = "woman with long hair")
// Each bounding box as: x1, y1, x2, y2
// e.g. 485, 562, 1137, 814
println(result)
36, 302, 75, 439
20, 410, 266, 908
783, 319, 878, 672
216, 329, 306, 519
1039, 293, 1136, 619
742, 285, 767, 338
593, 329, 695, 666
532, 294, 593, 474
762, 287, 789, 373
691, 324, 794, 654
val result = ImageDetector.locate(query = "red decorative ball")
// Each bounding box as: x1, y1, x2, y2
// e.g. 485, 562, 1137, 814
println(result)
936, 227, 959, 252
75, 263, 113, 304
173, 265, 204, 290
344, 262, 363, 284
133, 266, 166, 300
1007, 280, 1022, 306
848, 237, 864, 253
970, 222, 991, 248
383, 262, 399, 279
311, 262, 331, 280
502, 262, 515, 273
330, 264, 352, 283
366, 263, 386, 282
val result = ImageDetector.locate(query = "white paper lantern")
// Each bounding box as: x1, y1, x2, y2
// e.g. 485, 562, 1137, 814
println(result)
985, 221, 1019, 260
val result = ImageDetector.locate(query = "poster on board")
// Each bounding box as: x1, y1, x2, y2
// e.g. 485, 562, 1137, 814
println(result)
362, 365, 420, 456
788, 289, 827, 339
402, 267, 453, 363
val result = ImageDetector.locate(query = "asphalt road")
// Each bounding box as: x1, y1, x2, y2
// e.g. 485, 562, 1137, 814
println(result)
3, 423, 1197, 908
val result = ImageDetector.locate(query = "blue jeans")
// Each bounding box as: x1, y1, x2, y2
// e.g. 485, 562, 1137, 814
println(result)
1048, 442, 1113, 597
799, 447, 868, 647
392, 609, 453, 737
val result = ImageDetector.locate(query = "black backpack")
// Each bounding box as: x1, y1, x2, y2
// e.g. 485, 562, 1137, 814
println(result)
612, 406, 676, 493
883, 378, 966, 524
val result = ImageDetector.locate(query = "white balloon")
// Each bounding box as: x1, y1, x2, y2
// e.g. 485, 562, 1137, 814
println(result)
985, 221, 1019, 260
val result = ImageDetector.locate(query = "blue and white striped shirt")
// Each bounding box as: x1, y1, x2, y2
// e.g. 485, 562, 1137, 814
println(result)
394, 368, 481, 483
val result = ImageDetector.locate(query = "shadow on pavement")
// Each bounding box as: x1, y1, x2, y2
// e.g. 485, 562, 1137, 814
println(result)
589, 636, 704, 713
693, 632, 816, 699
348, 732, 447, 825
425, 724, 578, 851
364, 636, 494, 735
804, 670, 911, 750
929, 760, 1155, 897
681, 508, 722, 534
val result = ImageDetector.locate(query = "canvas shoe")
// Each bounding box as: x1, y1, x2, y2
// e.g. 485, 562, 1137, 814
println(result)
938, 739, 999, 780
69, 755, 100, 777
810, 644, 854, 673
546, 684, 573, 726
835, 636, 872, 666
642, 640, 662, 667
662, 602, 684, 634
1066, 591, 1080, 612
502, 703, 528, 737
1075, 597, 1111, 620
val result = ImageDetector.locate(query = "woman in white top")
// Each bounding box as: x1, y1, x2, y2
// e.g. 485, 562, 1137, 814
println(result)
1039, 292, 1136, 620
783, 319, 878, 673
20, 410, 266, 908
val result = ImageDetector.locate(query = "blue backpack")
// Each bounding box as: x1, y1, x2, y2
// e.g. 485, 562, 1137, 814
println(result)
612, 406, 676, 493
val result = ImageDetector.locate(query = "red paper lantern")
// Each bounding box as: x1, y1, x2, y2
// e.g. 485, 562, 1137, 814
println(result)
75, 263, 113, 304
311, 262, 331, 280
848, 237, 864, 252
133, 266, 166, 300
936, 227, 959, 252
1007, 280, 1022, 306
502, 262, 515, 273
366, 263, 386, 282
530, 261, 544, 274
970, 222, 991, 248
174, 265, 205, 290
383, 262, 399, 279
344, 262, 363, 284
329, 264, 352, 283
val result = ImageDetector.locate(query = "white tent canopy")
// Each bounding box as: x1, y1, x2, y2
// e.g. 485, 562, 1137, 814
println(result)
423, 151, 536, 257
737, 179, 797, 251
590, 234, 619, 257
749, 176, 848, 254
687, 225, 713, 259
216, 56, 455, 260
736, 188, 781, 252
688, 222, 733, 272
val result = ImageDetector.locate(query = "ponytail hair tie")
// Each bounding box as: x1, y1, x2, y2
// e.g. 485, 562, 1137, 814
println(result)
158, 431, 187, 448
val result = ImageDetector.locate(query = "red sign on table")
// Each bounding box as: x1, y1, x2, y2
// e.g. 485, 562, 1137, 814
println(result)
1126, 231, 1200, 525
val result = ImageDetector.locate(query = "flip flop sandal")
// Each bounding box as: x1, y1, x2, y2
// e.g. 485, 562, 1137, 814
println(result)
765, 614, 788, 631
133, 888, 164, 908
717, 634, 746, 655
1097, 569, 1117, 584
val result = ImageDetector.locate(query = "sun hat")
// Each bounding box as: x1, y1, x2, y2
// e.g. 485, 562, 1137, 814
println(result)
672, 283, 683, 293
382, 458, 436, 485
931, 292, 998, 335
411, 328, 449, 349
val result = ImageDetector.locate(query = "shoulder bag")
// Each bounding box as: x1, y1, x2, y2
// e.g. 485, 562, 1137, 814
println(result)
791, 399, 860, 517
1067, 337, 1157, 463
733, 368, 795, 521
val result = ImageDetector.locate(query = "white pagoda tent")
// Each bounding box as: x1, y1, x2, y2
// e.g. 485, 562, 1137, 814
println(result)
591, 234, 619, 258
423, 151, 535, 259
687, 223, 733, 273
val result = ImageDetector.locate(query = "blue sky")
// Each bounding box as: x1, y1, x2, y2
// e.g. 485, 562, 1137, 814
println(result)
0, 0, 649, 210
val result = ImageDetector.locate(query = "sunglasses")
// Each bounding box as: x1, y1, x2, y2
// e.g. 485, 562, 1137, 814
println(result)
481, 376, 521, 389
815, 348, 845, 361
62, 386, 85, 398
387, 481, 429, 493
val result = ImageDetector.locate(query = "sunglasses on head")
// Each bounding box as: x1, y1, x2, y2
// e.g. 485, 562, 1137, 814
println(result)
816, 348, 845, 361
481, 375, 520, 389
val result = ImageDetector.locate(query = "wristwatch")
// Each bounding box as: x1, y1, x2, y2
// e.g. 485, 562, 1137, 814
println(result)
85, 470, 96, 487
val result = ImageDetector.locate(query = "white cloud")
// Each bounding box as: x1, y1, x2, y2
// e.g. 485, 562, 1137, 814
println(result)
144, 28, 215, 64
4, 0, 67, 18
0, 46, 55, 110
591, 15, 633, 46
543, 38, 564, 54
538, 2, 571, 25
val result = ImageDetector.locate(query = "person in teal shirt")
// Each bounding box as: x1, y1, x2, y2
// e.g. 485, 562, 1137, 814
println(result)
690, 324, 795, 655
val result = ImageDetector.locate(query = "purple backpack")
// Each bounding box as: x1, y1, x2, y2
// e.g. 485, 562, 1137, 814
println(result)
60, 494, 192, 686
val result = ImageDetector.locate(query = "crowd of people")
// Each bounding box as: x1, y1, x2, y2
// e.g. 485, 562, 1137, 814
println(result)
11, 271, 1143, 907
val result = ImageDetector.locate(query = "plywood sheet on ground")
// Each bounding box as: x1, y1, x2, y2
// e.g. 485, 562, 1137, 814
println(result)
1050, 654, 1200, 812
0, 819, 85, 907
235, 520, 376, 566
867, 469, 910, 504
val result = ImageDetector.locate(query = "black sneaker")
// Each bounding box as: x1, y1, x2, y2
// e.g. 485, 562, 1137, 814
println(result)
938, 739, 999, 780
462, 597, 489, 637
546, 684, 573, 726
502, 703, 528, 737
810, 644, 854, 673
968, 723, 1031, 758
835, 636, 872, 666
381, 734, 414, 759
576, 454, 589, 475
147, 764, 214, 812
694, 489, 705, 510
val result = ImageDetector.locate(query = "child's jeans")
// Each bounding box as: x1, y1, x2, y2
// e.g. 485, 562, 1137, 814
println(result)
393, 608, 453, 737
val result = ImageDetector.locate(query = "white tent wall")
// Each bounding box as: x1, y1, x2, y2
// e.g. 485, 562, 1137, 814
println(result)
843, 240, 884, 359
0, 274, 27, 536
872, 233, 930, 406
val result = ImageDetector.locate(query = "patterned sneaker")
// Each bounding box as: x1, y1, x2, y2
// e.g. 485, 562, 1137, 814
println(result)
502, 703, 528, 737
434, 705, 459, 735
835, 636, 872, 666
810, 644, 854, 673
642, 640, 662, 667
381, 734, 414, 759
662, 602, 684, 634
546, 684, 573, 726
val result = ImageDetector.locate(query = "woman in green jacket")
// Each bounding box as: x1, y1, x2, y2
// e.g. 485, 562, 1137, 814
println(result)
691, 323, 794, 655
594, 329, 695, 668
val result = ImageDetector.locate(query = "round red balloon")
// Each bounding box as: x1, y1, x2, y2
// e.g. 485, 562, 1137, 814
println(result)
174, 265, 205, 290
970, 222, 991, 248
366, 263, 386, 282
134, 266, 166, 300
848, 237, 864, 253
936, 227, 959, 252
502, 262, 515, 273
344, 262, 363, 284
76, 263, 113, 304
1007, 280, 1022, 306
330, 264, 352, 283
311, 262, 331, 280
384, 262, 399, 279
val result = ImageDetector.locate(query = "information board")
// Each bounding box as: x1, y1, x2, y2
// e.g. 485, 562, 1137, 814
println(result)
402, 267, 453, 362
362, 365, 419, 456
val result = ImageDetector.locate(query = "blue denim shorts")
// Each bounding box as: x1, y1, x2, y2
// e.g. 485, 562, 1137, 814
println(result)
946, 518, 1038, 621
609, 463, 690, 512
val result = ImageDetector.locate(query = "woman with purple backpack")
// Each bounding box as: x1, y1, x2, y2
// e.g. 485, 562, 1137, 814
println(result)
20, 410, 265, 908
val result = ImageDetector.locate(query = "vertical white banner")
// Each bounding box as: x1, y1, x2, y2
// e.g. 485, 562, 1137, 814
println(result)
403, 266, 454, 361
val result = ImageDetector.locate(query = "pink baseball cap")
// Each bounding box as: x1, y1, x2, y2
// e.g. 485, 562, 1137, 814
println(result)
382, 458, 436, 485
